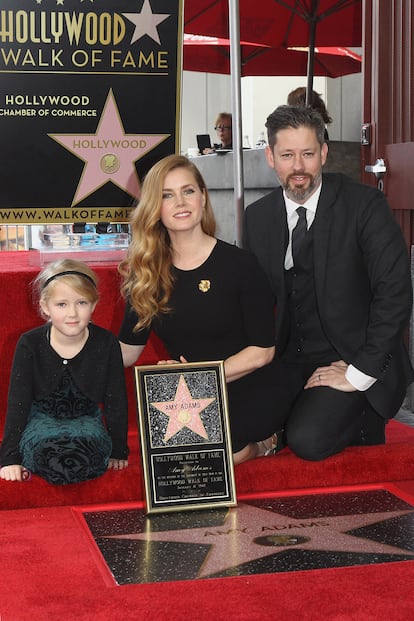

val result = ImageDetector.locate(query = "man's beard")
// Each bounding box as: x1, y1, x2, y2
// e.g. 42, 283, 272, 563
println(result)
284, 170, 322, 203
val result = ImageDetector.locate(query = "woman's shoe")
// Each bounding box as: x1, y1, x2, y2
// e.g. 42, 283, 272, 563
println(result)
257, 433, 278, 457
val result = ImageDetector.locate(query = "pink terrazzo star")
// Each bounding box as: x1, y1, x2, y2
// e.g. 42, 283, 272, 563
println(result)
108, 503, 414, 579
151, 374, 215, 442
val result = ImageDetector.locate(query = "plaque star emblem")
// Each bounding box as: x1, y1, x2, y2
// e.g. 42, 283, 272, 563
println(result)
123, 0, 171, 45
107, 502, 414, 579
151, 374, 215, 442
49, 90, 169, 206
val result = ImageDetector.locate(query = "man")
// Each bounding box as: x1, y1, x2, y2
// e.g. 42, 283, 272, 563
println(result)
243, 105, 414, 461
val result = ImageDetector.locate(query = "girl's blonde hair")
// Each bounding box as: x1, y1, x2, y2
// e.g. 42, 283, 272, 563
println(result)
35, 259, 99, 319
119, 154, 216, 330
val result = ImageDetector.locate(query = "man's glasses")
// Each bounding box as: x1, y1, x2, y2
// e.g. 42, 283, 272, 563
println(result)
214, 125, 231, 130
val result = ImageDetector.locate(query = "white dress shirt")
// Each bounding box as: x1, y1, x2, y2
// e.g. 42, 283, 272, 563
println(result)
284, 186, 321, 270
282, 184, 376, 391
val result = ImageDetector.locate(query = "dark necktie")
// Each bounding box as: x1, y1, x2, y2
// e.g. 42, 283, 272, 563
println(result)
291, 206, 307, 264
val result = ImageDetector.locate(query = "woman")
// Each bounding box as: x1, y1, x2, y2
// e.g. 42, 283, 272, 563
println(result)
118, 155, 284, 464
203, 112, 232, 153
287, 87, 332, 141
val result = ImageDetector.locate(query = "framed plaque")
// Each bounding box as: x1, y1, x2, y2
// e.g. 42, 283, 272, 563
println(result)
134, 361, 236, 514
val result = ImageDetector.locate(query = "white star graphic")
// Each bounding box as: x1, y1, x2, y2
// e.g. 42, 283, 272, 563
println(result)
123, 0, 171, 45
106, 503, 414, 578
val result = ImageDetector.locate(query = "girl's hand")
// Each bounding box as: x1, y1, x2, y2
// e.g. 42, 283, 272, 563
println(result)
108, 459, 129, 470
0, 464, 26, 482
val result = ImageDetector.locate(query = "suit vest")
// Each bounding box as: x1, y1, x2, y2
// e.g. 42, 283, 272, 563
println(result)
282, 224, 338, 364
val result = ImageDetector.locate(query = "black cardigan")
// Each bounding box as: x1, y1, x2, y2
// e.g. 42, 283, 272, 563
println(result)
0, 323, 129, 466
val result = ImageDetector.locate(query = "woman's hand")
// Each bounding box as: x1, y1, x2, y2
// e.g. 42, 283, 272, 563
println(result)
108, 459, 129, 470
0, 464, 25, 481
157, 355, 188, 365
304, 360, 356, 392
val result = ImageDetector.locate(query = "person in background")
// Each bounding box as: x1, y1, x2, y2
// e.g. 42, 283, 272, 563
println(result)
203, 112, 232, 153
0, 259, 129, 484
243, 104, 414, 461
118, 154, 284, 464
287, 87, 332, 140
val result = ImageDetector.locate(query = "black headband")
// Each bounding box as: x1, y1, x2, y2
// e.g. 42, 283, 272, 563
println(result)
42, 270, 97, 290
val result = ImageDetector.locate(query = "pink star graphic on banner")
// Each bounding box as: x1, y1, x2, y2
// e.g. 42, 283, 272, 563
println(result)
49, 90, 169, 206
151, 374, 215, 442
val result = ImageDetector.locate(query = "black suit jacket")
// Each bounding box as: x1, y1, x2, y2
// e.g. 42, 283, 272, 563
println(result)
243, 173, 414, 418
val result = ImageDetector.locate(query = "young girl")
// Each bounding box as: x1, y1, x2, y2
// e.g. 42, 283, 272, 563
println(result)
0, 259, 129, 485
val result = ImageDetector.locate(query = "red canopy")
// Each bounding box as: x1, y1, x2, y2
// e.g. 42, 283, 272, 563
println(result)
183, 34, 362, 78
184, 0, 362, 48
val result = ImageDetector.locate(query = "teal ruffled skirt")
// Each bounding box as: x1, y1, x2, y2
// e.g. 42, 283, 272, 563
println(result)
19, 369, 112, 485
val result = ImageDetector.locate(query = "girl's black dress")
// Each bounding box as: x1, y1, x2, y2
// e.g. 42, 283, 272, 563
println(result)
0, 323, 128, 484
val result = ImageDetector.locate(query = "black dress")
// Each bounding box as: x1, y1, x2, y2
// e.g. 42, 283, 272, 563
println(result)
119, 240, 283, 452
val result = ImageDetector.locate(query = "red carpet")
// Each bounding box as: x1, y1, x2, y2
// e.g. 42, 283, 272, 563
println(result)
1, 422, 414, 621
1, 250, 414, 510
2, 422, 414, 620
1, 419, 414, 510
1, 252, 414, 619
1, 483, 414, 621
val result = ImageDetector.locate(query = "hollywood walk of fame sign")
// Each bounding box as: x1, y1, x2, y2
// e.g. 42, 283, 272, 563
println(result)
134, 362, 236, 514
0, 0, 182, 223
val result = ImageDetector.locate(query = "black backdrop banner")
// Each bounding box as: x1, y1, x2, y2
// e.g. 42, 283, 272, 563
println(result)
0, 0, 183, 223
